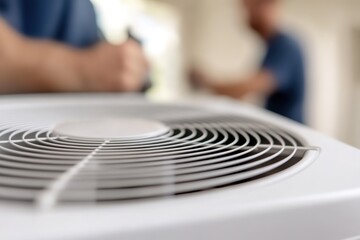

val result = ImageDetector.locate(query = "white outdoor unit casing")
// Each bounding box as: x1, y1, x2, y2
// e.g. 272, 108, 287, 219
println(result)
0, 94, 359, 240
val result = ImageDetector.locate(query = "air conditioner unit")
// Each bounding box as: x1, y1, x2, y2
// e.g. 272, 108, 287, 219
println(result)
0, 94, 359, 240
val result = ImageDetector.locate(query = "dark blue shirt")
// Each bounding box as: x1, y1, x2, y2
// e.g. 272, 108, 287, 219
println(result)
262, 32, 305, 123
0, 0, 99, 48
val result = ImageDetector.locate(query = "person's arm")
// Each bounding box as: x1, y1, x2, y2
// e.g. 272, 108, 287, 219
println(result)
0, 19, 82, 93
0, 19, 148, 94
190, 69, 277, 99
191, 38, 297, 99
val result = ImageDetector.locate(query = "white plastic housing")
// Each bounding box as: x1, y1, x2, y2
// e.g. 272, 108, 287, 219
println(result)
0, 94, 359, 240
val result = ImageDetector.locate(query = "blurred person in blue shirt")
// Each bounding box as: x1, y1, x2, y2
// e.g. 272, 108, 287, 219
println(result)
0, 0, 148, 94
192, 0, 305, 123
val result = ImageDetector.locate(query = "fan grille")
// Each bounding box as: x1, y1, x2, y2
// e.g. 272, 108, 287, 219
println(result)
0, 103, 317, 208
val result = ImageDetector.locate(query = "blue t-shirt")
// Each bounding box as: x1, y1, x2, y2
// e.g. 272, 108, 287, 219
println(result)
0, 0, 99, 48
262, 32, 305, 123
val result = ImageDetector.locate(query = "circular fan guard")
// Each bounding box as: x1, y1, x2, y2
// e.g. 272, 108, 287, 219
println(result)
0, 103, 316, 208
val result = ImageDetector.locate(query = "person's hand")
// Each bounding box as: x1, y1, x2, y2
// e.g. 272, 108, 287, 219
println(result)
0, 17, 149, 94
80, 40, 149, 92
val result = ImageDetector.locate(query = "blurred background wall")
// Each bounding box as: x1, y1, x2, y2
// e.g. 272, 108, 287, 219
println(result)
91, 0, 360, 148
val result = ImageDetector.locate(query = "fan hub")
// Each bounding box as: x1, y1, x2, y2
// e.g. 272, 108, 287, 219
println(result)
53, 118, 169, 140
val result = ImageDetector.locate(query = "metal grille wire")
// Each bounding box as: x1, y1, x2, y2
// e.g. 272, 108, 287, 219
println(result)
0, 106, 317, 209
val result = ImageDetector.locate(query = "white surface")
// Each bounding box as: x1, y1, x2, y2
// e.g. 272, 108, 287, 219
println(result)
0, 93, 359, 240
53, 118, 169, 140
